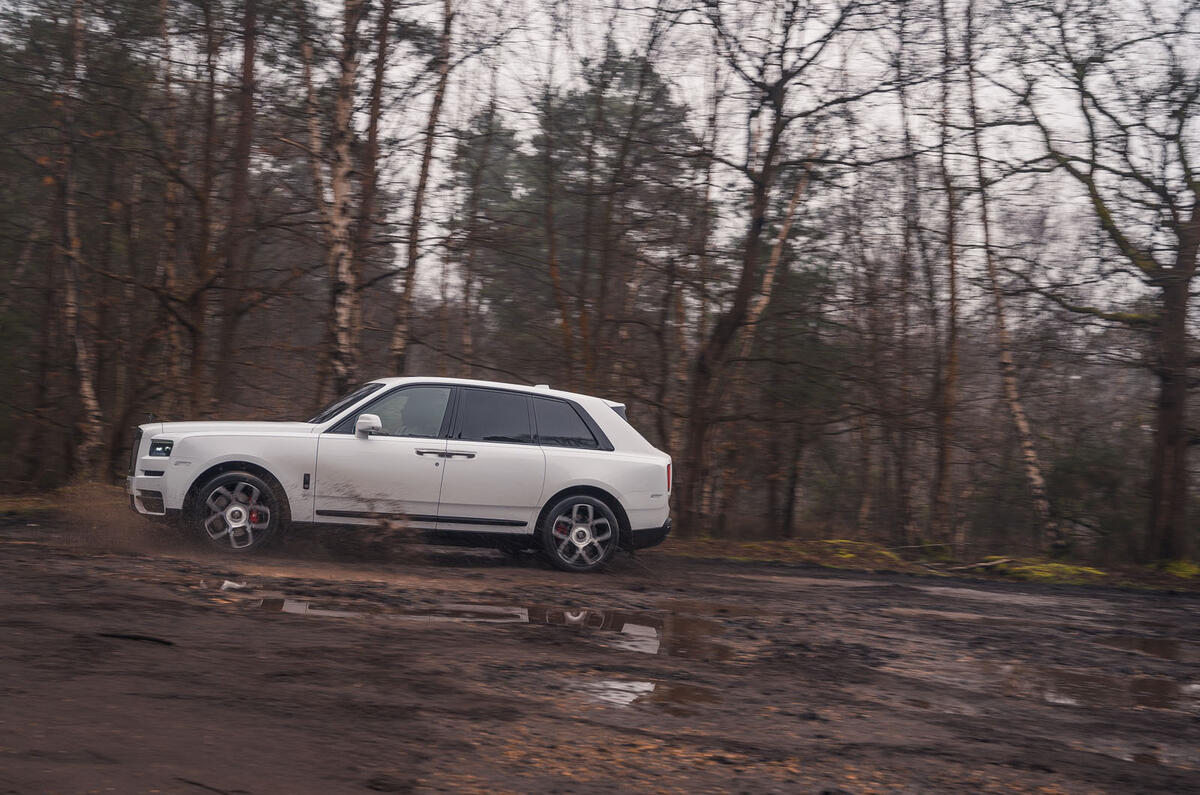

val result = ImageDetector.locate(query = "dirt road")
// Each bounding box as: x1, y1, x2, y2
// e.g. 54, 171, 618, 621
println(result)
1, 513, 1197, 794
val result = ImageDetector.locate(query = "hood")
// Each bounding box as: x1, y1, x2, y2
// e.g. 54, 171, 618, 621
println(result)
151, 420, 318, 437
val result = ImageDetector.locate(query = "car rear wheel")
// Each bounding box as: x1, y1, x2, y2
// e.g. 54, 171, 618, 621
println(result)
193, 471, 283, 553
539, 495, 622, 572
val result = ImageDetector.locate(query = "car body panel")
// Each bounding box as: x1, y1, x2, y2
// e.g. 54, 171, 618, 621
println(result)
313, 434, 446, 526
435, 441, 547, 531
129, 421, 320, 521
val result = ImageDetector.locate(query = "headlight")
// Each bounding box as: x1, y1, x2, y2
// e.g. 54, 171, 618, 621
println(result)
149, 440, 174, 457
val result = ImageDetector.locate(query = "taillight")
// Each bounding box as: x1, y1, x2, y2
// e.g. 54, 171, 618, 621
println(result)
667, 463, 672, 493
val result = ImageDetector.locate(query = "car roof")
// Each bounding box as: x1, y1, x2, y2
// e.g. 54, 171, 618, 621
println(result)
366, 376, 603, 405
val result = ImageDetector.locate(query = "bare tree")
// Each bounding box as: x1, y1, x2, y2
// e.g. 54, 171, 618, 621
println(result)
677, 0, 887, 534
964, 0, 1062, 550
929, 0, 960, 544
1015, 0, 1200, 560
60, 0, 104, 475
392, 0, 455, 375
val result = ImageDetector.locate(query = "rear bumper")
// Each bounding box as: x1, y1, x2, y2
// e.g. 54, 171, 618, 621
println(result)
630, 517, 671, 550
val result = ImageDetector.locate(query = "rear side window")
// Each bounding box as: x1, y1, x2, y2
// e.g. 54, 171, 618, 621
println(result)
533, 397, 599, 449
455, 389, 532, 444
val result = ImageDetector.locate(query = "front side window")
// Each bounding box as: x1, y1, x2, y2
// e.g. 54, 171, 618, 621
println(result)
307, 382, 384, 423
338, 386, 451, 437
455, 389, 532, 444
533, 397, 599, 448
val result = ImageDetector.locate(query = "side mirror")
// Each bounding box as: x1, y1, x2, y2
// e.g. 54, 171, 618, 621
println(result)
355, 413, 382, 438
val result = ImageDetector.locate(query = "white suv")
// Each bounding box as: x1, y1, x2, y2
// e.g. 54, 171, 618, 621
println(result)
127, 378, 672, 571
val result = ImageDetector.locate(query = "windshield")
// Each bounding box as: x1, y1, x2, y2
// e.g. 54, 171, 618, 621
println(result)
306, 383, 385, 424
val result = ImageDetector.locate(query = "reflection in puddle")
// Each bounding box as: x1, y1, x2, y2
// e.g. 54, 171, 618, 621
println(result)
577, 679, 720, 710
579, 679, 656, 706
258, 599, 734, 660
1097, 636, 1198, 663
996, 663, 1200, 712
263, 599, 360, 619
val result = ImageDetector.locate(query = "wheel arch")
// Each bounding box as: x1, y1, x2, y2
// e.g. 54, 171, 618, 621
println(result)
183, 461, 293, 524
536, 485, 632, 548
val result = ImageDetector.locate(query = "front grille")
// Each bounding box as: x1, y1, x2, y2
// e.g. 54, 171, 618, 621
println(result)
129, 426, 143, 476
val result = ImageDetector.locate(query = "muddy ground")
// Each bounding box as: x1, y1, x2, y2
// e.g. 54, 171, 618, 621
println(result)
1, 511, 1197, 794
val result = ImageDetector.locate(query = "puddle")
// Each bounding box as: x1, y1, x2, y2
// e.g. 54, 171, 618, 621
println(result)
653, 598, 766, 617
578, 679, 656, 706
258, 599, 735, 660
576, 679, 720, 710
995, 663, 1200, 712
1096, 636, 1199, 663
882, 607, 992, 623
261, 599, 360, 619
916, 585, 1111, 612
1062, 735, 1200, 771
732, 574, 882, 589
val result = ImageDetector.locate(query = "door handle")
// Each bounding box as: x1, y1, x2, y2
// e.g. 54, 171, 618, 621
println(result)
415, 449, 444, 457
445, 450, 476, 459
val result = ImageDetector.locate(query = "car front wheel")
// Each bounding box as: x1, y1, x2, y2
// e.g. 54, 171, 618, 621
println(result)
193, 471, 283, 552
539, 495, 622, 572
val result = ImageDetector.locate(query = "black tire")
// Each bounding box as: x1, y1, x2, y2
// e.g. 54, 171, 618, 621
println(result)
538, 494, 622, 573
191, 470, 284, 553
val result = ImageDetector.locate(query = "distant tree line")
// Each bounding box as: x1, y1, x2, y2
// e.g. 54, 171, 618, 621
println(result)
1, 0, 1196, 562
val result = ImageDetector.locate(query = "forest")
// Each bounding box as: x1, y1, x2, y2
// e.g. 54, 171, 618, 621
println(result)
1, 0, 1197, 563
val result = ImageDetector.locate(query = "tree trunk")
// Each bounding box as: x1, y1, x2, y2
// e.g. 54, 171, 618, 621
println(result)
61, 0, 104, 477
539, 88, 575, 369
457, 85, 498, 379
930, 0, 959, 543
216, 0, 258, 406
158, 0, 185, 419
781, 422, 805, 538
297, 6, 334, 406
1147, 274, 1193, 560
678, 107, 781, 535
391, 0, 453, 375
326, 0, 366, 396
23, 232, 57, 485
353, 0, 394, 357
734, 164, 811, 365
187, 0, 220, 418
965, 0, 1063, 550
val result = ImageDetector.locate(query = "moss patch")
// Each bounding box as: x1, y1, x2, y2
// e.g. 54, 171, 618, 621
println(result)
987, 559, 1107, 584
1165, 559, 1200, 579
657, 537, 916, 573
654, 539, 1200, 591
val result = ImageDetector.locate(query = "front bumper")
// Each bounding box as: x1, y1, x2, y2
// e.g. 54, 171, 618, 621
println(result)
126, 475, 167, 516
630, 517, 671, 550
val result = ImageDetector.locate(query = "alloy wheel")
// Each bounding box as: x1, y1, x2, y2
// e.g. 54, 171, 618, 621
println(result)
550, 502, 617, 569
202, 480, 271, 550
